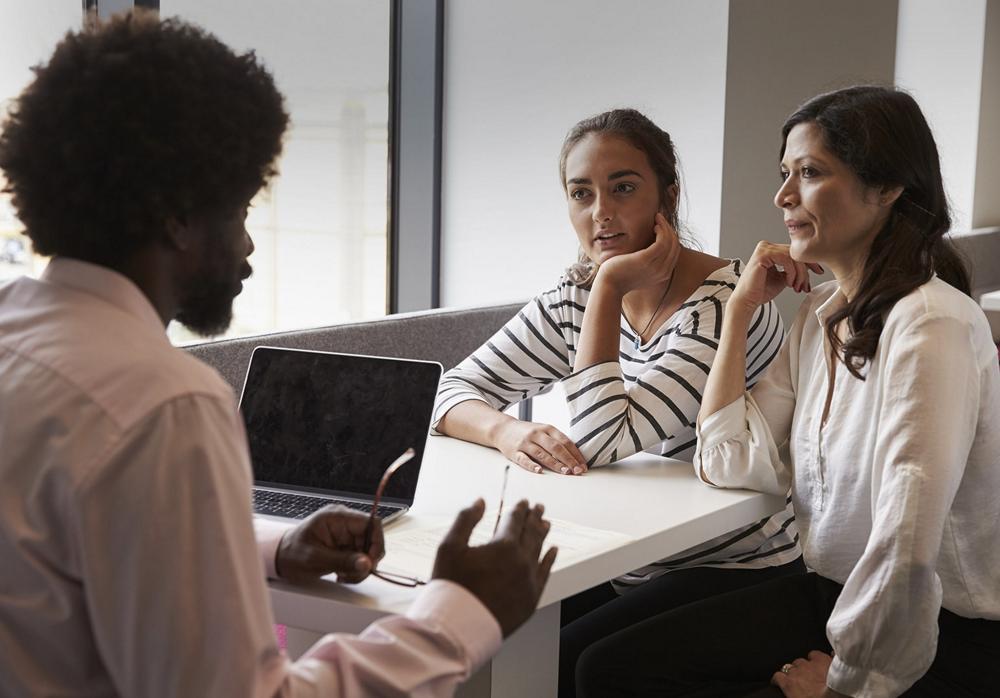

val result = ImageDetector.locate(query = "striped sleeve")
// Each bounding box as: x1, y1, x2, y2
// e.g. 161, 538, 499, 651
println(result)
431, 284, 575, 428
562, 296, 784, 467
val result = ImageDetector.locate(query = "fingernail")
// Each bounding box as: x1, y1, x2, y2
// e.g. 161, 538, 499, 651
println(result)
573, 466, 583, 475
534, 465, 543, 473
353, 555, 370, 571
560, 466, 570, 474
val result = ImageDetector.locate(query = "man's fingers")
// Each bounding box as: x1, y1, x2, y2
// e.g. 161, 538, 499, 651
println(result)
442, 498, 486, 547
537, 546, 558, 588
304, 547, 373, 581
519, 504, 551, 559
495, 499, 530, 541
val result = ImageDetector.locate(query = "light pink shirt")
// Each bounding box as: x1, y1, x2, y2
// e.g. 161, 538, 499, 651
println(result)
0, 257, 501, 697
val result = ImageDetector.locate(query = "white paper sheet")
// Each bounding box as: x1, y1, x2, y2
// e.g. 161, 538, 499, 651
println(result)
376, 512, 634, 583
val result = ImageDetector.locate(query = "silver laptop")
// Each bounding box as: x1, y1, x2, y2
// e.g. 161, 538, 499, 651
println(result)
239, 346, 442, 524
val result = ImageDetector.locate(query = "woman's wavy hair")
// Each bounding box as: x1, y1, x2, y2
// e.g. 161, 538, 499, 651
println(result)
558, 108, 686, 287
781, 86, 971, 379
0, 12, 288, 266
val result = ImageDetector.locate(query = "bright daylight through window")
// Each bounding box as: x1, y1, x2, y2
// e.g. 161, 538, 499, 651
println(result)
0, 1, 391, 343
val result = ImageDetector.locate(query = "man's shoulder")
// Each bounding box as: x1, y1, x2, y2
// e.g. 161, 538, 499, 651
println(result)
0, 283, 235, 433
86, 336, 235, 432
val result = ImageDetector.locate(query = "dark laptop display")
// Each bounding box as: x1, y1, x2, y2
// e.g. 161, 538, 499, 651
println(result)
239, 346, 442, 516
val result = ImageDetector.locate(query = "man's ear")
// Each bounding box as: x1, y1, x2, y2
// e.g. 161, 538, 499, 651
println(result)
163, 215, 195, 252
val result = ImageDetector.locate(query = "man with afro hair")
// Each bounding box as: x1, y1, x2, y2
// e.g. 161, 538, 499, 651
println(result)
0, 13, 555, 696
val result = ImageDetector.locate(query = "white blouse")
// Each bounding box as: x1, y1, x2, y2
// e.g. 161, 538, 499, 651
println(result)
694, 277, 1000, 698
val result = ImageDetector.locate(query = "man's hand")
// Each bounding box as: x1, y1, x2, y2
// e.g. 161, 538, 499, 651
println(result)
432, 499, 557, 637
771, 651, 847, 698
275, 505, 385, 584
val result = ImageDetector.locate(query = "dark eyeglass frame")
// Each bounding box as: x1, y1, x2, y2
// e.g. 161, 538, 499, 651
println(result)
493, 463, 511, 536
364, 448, 426, 587
365, 457, 513, 588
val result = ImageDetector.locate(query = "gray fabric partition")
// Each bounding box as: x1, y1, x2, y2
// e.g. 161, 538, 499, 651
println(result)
953, 227, 1000, 299
184, 301, 525, 394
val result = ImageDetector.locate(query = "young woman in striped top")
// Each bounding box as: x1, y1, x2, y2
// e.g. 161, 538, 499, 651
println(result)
433, 109, 805, 697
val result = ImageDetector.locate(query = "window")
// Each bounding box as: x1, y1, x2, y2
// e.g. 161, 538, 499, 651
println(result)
0, 4, 81, 284
164, 1, 392, 342
0, 3, 393, 342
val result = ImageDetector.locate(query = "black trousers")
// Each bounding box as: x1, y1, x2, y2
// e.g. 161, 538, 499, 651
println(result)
559, 558, 807, 698
575, 572, 1000, 697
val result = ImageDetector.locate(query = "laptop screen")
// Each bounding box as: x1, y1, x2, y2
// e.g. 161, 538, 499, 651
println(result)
239, 347, 442, 504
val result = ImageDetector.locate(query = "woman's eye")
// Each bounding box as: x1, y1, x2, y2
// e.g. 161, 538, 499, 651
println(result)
570, 188, 590, 201
614, 182, 636, 194
801, 166, 818, 178
779, 169, 790, 181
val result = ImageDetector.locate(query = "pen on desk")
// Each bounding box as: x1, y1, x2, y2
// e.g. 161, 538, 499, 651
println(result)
363, 447, 416, 553
493, 463, 511, 536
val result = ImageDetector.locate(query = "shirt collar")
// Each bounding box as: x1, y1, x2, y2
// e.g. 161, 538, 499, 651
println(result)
41, 257, 166, 335
813, 284, 848, 324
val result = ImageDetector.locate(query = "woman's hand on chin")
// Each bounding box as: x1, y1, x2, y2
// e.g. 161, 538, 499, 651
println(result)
494, 420, 588, 475
730, 241, 823, 314
596, 212, 681, 296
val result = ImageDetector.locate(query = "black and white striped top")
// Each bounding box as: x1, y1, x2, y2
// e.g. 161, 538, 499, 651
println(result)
434, 260, 801, 581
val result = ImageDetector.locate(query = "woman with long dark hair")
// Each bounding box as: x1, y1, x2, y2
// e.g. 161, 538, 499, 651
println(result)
576, 86, 1000, 697
433, 108, 805, 697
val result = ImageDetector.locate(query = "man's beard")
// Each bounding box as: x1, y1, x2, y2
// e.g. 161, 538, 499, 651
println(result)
175, 274, 238, 337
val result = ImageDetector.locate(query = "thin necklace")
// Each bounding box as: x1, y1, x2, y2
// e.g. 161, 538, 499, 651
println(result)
628, 273, 675, 350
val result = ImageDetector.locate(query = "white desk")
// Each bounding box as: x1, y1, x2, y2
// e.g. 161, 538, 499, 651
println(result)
268, 436, 785, 697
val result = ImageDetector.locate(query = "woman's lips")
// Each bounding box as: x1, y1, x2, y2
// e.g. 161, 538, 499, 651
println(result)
786, 221, 811, 236
595, 232, 626, 247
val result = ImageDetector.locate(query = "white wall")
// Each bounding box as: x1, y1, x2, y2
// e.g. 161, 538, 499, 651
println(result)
720, 0, 898, 323
0, 3, 80, 115
896, 0, 988, 233
973, 0, 1000, 228
440, 0, 730, 307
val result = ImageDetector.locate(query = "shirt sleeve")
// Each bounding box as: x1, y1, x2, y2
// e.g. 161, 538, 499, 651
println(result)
562, 297, 783, 467
432, 288, 575, 429
825, 314, 983, 698
254, 517, 292, 580
692, 303, 798, 495
72, 393, 500, 698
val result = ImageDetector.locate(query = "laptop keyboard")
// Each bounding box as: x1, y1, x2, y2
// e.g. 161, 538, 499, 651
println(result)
252, 489, 400, 520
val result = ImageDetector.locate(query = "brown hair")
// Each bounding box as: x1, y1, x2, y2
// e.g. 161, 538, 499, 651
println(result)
781, 86, 971, 380
559, 108, 685, 286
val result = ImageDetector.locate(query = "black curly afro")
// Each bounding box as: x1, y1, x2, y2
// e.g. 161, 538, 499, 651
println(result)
0, 12, 288, 266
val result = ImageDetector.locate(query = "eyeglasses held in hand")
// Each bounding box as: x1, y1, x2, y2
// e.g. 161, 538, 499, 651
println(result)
364, 448, 426, 587
493, 464, 511, 537
368, 459, 514, 588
